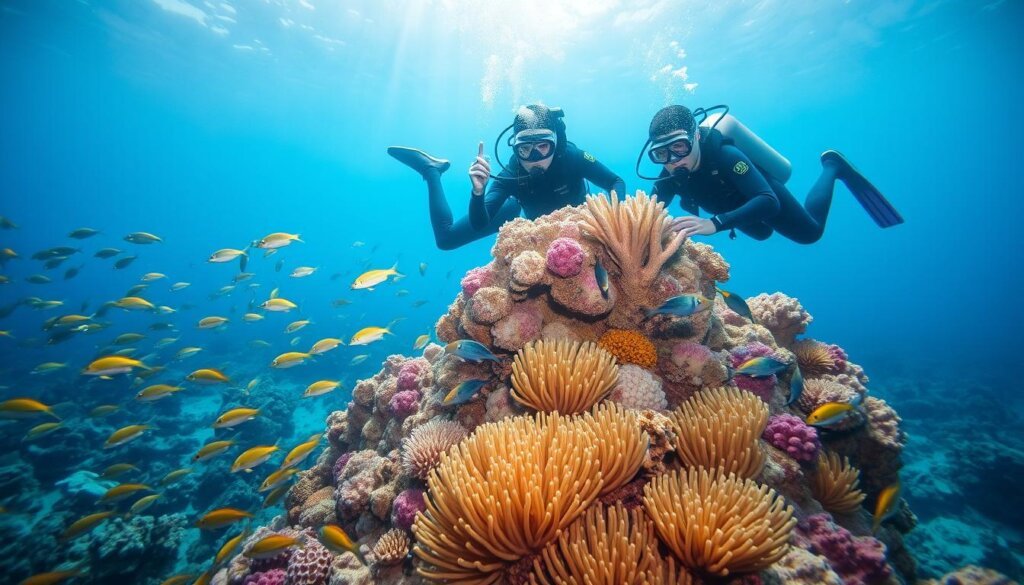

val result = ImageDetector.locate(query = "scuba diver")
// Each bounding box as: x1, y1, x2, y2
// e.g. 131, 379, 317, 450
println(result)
639, 104, 903, 242
388, 104, 625, 249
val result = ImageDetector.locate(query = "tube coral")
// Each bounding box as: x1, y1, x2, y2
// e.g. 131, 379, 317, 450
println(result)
598, 329, 657, 368
401, 419, 469, 481
668, 387, 768, 479
510, 339, 619, 414
643, 467, 796, 576
810, 451, 866, 515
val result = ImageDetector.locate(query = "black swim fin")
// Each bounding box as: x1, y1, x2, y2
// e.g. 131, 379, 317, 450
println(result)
821, 150, 904, 228
387, 146, 451, 177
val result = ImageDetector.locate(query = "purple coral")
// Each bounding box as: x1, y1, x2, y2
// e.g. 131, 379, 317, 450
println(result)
286, 536, 332, 585
391, 488, 426, 531
388, 390, 420, 418
797, 514, 891, 585
762, 414, 821, 462
460, 266, 492, 297
332, 452, 352, 486
243, 569, 286, 585
546, 237, 585, 277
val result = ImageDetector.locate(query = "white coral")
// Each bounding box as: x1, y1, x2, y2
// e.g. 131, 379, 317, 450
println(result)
609, 365, 667, 411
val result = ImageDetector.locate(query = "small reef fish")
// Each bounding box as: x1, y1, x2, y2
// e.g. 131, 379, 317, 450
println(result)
349, 354, 369, 366
246, 534, 304, 559
196, 508, 253, 530
304, 380, 339, 398
104, 425, 152, 448
332, 298, 352, 307
443, 378, 488, 406
290, 266, 317, 278
208, 248, 247, 263
594, 259, 609, 298
255, 232, 302, 249
734, 356, 790, 377
213, 408, 260, 428
31, 362, 67, 375
26, 274, 53, 284
351, 264, 402, 290
243, 313, 264, 322
84, 356, 147, 376
250, 339, 272, 349
645, 294, 713, 318
259, 468, 298, 492
125, 231, 163, 244
285, 320, 310, 333
0, 398, 60, 420
141, 272, 167, 282
24, 422, 63, 441
113, 296, 155, 311
61, 511, 116, 540
280, 435, 321, 469
873, 481, 902, 533
413, 334, 430, 350
193, 440, 235, 462
176, 347, 203, 360
419, 262, 427, 275
319, 524, 365, 564
806, 395, 864, 429
95, 247, 121, 259
263, 485, 289, 509
444, 339, 500, 363
101, 483, 152, 502
20, 570, 82, 585
271, 352, 312, 368
113, 255, 139, 269
260, 298, 297, 312
129, 493, 161, 516
411, 300, 428, 308
231, 445, 279, 473
114, 333, 145, 345
89, 404, 119, 417
100, 463, 138, 479
350, 325, 395, 346
198, 316, 229, 329
187, 368, 229, 384
309, 338, 343, 354
717, 287, 754, 321
170, 282, 191, 291
68, 227, 100, 239
64, 266, 82, 280
786, 366, 804, 406
161, 468, 192, 485
214, 530, 249, 565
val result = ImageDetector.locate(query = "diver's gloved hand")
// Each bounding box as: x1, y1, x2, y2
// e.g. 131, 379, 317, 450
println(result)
670, 215, 717, 238
469, 141, 490, 196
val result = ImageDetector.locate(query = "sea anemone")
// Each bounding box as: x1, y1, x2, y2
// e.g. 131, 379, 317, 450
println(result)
810, 451, 866, 515
510, 339, 619, 414
372, 528, 410, 567
792, 339, 838, 377
668, 387, 768, 479
400, 420, 468, 481
598, 329, 657, 368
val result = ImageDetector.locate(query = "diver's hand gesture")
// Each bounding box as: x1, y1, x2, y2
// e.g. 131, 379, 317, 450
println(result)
469, 142, 490, 196
671, 215, 717, 238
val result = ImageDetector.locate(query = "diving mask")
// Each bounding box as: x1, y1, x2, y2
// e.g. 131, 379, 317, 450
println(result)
648, 131, 693, 164
512, 129, 557, 162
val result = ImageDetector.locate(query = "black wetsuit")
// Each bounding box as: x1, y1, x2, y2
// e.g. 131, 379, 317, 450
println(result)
652, 128, 840, 243
470, 143, 626, 230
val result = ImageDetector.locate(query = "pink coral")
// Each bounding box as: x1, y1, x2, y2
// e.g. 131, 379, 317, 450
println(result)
510, 250, 546, 287
763, 413, 821, 462
825, 343, 848, 372
286, 536, 333, 585
391, 488, 426, 531
797, 514, 891, 585
491, 303, 543, 351
388, 390, 420, 418
460, 265, 492, 297
609, 365, 667, 411
545, 237, 585, 277
396, 361, 425, 391
243, 569, 286, 585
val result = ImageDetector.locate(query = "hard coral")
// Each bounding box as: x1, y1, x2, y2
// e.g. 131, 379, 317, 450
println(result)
763, 413, 821, 462
610, 365, 667, 411
797, 513, 891, 585
599, 329, 657, 368
545, 237, 586, 278
287, 534, 333, 585
391, 488, 426, 531
746, 292, 812, 347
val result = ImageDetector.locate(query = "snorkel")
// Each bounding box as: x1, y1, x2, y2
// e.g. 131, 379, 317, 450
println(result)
635, 104, 729, 181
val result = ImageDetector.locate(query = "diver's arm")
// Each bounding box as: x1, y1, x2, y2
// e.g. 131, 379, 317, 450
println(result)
709, 145, 781, 232
578, 150, 626, 197
469, 179, 512, 231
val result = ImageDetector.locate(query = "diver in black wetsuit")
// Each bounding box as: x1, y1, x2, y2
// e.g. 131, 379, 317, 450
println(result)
388, 105, 625, 249
642, 105, 903, 242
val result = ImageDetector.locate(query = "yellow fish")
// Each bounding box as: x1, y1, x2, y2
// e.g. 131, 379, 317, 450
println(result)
262, 484, 289, 508
61, 511, 116, 540
259, 467, 298, 492
214, 529, 249, 565
243, 313, 264, 322
24, 422, 62, 441
260, 298, 298, 312
136, 384, 183, 402
309, 338, 343, 355
55, 314, 91, 327
176, 347, 203, 360
213, 408, 259, 428
208, 248, 247, 263
129, 493, 161, 515
319, 524, 364, 563
193, 440, 235, 462
124, 231, 163, 244
413, 334, 430, 350
104, 424, 152, 448
113, 296, 156, 311
186, 368, 229, 384
873, 481, 902, 533
89, 404, 119, 417
231, 445, 279, 473
806, 399, 862, 428
100, 463, 138, 479
280, 434, 322, 469
271, 352, 312, 369
101, 483, 152, 502
20, 570, 82, 585
195, 507, 253, 530
349, 325, 393, 346
83, 356, 147, 376
141, 272, 167, 282
0, 398, 60, 420
198, 316, 228, 329
31, 362, 67, 375
170, 282, 191, 291
246, 534, 304, 559
113, 333, 145, 345
161, 468, 193, 485
285, 319, 311, 333
255, 232, 302, 249
351, 264, 402, 290
303, 380, 338, 398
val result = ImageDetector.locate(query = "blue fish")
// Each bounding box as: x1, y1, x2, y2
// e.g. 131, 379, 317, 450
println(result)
786, 366, 804, 406
443, 379, 488, 406
734, 356, 789, 377
594, 260, 609, 299
645, 294, 712, 318
444, 340, 501, 363
716, 287, 753, 321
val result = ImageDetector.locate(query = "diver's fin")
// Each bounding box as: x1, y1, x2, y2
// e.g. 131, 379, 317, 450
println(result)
821, 150, 904, 228
387, 146, 451, 177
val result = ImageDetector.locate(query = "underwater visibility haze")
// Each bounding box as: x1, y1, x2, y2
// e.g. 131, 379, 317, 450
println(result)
0, 1, 1022, 584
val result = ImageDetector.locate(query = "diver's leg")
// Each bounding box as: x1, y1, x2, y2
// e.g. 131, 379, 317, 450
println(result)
821, 150, 904, 227
433, 198, 523, 250
765, 177, 833, 245
736, 222, 774, 241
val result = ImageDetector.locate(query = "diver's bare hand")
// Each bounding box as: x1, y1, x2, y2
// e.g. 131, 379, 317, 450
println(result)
469, 142, 490, 196
671, 216, 717, 238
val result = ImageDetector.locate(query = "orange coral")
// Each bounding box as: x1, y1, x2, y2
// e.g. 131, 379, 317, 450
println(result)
599, 329, 657, 368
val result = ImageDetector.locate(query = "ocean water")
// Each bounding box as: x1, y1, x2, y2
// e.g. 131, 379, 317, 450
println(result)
1, 1, 1022, 583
